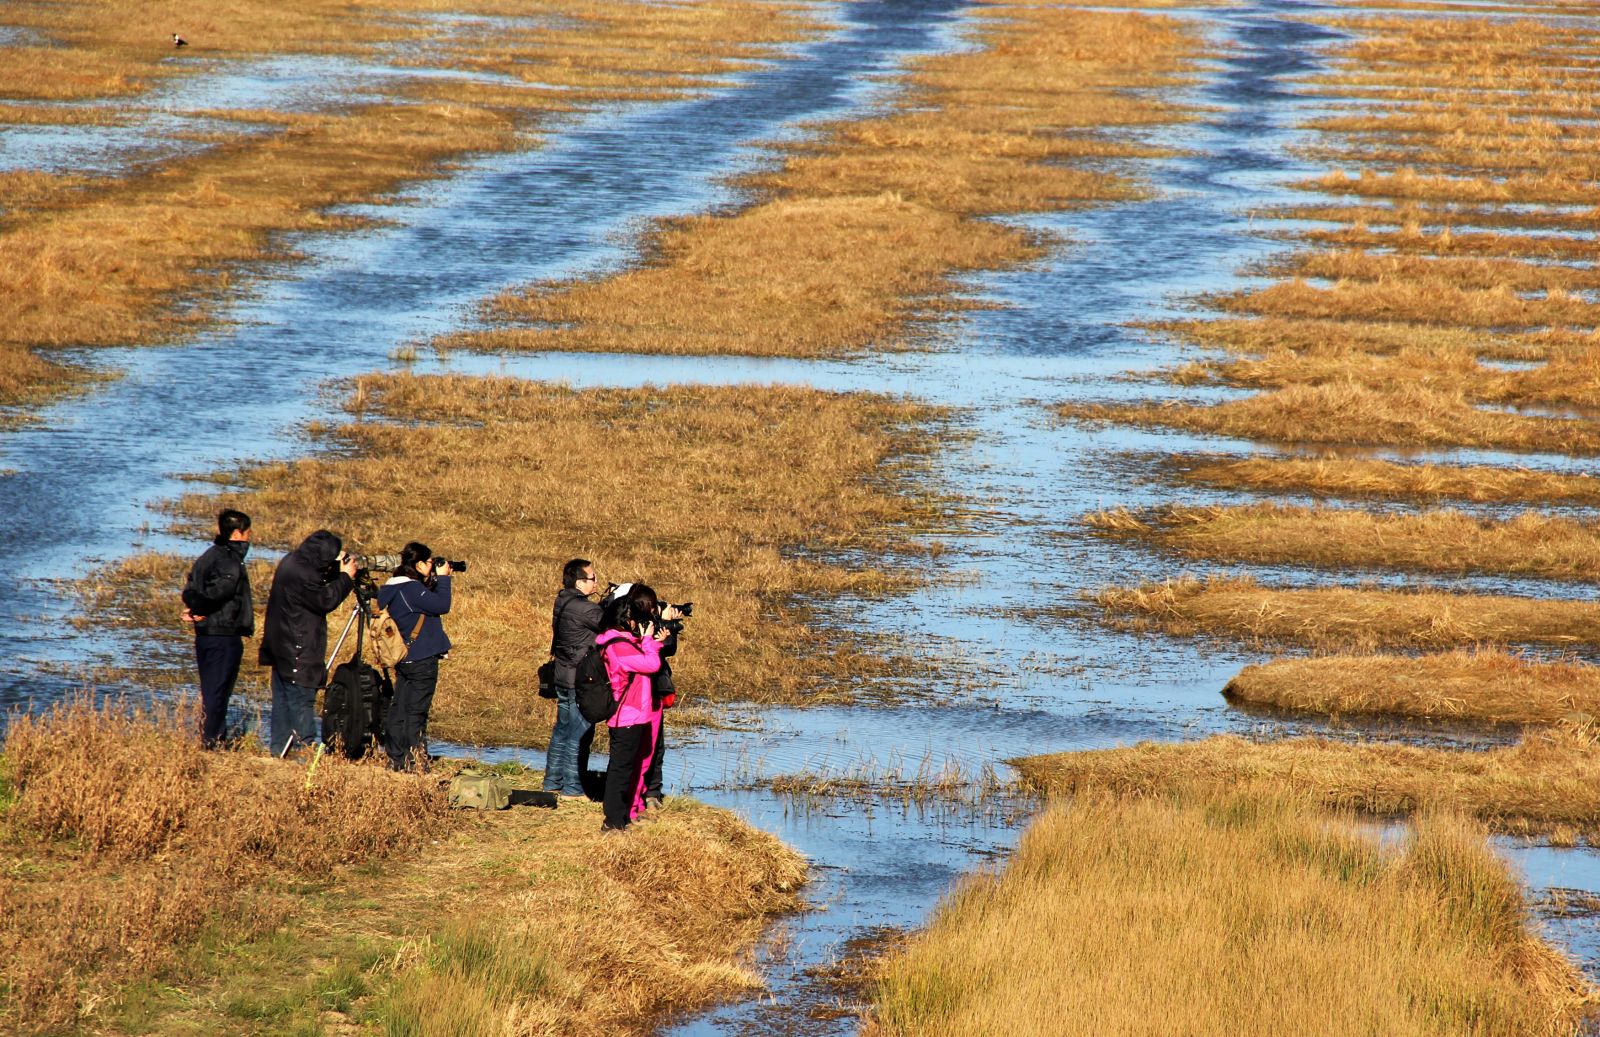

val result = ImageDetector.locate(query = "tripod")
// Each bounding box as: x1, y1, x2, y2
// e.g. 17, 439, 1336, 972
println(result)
276, 597, 373, 760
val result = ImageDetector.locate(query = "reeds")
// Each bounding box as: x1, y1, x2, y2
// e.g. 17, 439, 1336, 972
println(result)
0, 697, 807, 1034
1224, 649, 1600, 725
1165, 453, 1600, 505
1095, 575, 1600, 652
0, 694, 445, 1029
867, 788, 1595, 1035
1064, 383, 1600, 454
1087, 503, 1600, 582
1015, 722, 1600, 842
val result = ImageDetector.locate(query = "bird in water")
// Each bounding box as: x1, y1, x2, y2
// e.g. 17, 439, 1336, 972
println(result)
173, 32, 187, 47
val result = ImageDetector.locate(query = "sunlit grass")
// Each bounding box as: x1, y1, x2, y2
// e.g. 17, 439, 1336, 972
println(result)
1094, 574, 1600, 652
868, 787, 1596, 1036
1225, 649, 1600, 726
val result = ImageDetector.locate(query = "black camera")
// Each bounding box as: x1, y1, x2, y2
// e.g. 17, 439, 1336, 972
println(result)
441, 559, 468, 573
660, 601, 694, 617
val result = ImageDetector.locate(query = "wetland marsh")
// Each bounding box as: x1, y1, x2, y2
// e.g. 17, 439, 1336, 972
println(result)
4, 0, 1600, 1032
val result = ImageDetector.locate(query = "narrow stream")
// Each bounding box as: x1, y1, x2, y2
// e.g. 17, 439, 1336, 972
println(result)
3, 0, 1598, 1031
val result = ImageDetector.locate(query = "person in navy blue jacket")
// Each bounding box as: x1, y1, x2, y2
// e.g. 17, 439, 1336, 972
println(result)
377, 542, 453, 770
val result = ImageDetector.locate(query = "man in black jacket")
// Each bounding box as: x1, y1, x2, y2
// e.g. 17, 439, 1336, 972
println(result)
259, 529, 356, 756
542, 558, 604, 797
181, 509, 254, 748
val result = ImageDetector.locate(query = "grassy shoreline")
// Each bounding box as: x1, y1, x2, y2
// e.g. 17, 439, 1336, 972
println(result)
0, 697, 806, 1035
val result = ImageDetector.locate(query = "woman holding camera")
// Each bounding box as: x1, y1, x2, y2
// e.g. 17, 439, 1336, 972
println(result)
596, 583, 669, 832
378, 542, 452, 770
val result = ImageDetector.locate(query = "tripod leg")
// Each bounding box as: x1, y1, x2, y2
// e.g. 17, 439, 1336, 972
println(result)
325, 604, 362, 678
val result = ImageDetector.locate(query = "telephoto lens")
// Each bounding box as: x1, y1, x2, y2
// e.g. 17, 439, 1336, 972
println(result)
446, 559, 468, 573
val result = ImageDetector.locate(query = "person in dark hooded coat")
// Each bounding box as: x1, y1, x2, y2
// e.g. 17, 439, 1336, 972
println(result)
259, 529, 355, 755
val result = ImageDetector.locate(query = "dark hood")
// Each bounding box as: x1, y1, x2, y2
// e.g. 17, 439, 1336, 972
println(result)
293, 529, 343, 569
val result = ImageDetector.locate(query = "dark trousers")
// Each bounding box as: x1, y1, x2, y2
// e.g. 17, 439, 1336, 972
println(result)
195, 634, 243, 749
643, 721, 665, 800
386, 655, 439, 770
603, 723, 654, 830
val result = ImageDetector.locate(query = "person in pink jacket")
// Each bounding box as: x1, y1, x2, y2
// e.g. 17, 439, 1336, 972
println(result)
597, 583, 670, 832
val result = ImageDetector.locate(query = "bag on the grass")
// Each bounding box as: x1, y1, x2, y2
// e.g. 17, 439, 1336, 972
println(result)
448, 769, 511, 810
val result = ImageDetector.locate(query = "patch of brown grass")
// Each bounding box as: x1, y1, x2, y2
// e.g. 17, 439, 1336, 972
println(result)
1214, 276, 1600, 331
145, 374, 952, 746
0, 698, 806, 1034
1165, 453, 1600, 505
0, 694, 446, 1029
449, 195, 1036, 357
1087, 503, 1600, 581
1063, 383, 1600, 454
1094, 574, 1600, 652
1015, 724, 1600, 843
867, 788, 1596, 1036
1224, 649, 1600, 725
447, 2, 1204, 358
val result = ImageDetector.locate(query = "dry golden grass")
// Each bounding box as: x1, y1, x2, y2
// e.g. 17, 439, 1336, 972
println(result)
1166, 453, 1600, 505
1016, 723, 1600, 843
1214, 276, 1600, 331
867, 789, 1595, 1036
1095, 575, 1600, 652
1224, 649, 1600, 726
1166, 343, 1600, 410
1087, 503, 1600, 582
0, 0, 822, 410
1146, 316, 1589, 363
1063, 383, 1600, 454
0, 694, 445, 1030
1278, 249, 1600, 293
141, 374, 951, 746
0, 696, 805, 1034
449, 195, 1036, 357
448, 2, 1203, 358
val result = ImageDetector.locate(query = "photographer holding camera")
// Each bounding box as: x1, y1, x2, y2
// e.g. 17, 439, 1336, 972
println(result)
259, 529, 356, 756
597, 583, 671, 832
377, 542, 454, 770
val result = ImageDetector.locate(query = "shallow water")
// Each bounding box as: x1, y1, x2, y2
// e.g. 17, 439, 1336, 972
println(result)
3, 0, 1599, 1029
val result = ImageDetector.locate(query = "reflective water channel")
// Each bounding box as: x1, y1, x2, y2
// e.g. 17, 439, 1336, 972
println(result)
2, 0, 1597, 1032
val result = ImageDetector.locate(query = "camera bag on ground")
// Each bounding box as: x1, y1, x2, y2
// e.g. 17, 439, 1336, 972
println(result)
322, 658, 393, 760
448, 769, 511, 810
575, 641, 620, 724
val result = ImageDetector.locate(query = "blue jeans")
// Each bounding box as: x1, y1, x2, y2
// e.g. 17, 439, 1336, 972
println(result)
543, 683, 591, 795
270, 670, 319, 756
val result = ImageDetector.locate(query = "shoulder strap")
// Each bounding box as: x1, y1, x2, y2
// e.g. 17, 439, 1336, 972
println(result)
396, 588, 429, 644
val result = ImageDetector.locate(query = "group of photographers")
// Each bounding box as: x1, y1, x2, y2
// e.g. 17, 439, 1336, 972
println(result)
182, 509, 453, 767
184, 513, 684, 831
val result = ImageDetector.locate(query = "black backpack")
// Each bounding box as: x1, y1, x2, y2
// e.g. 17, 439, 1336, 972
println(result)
575, 641, 620, 724
322, 660, 393, 759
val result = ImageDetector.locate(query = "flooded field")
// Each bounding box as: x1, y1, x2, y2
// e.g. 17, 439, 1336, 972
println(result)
4, 0, 1599, 1031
